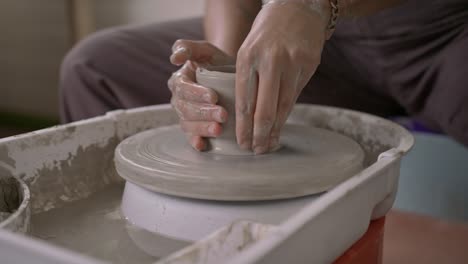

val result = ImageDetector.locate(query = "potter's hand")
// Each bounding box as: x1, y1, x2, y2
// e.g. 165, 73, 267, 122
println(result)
168, 40, 235, 151
235, 0, 330, 154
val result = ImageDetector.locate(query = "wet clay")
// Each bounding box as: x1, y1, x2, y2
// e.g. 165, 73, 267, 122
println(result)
196, 65, 253, 155
115, 126, 365, 201
114, 66, 366, 201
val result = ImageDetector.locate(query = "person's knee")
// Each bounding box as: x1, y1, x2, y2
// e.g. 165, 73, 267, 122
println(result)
444, 100, 468, 146
425, 77, 468, 147
415, 29, 468, 146
434, 38, 468, 146
59, 28, 126, 122
60, 28, 122, 85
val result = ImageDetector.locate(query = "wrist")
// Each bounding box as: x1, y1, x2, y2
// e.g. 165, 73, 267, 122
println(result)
263, 0, 339, 39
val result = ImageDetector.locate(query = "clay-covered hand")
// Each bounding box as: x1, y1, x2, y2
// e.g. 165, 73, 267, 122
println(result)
168, 40, 235, 151
235, 0, 330, 154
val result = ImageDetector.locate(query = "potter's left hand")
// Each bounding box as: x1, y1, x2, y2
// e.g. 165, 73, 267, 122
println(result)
235, 0, 330, 154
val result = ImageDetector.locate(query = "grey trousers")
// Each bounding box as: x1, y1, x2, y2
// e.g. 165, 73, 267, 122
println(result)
59, 0, 468, 146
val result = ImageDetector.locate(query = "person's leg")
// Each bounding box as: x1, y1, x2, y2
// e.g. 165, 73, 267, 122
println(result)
298, 22, 405, 118
300, 0, 468, 148
59, 18, 203, 123
359, 0, 468, 146
394, 25, 468, 146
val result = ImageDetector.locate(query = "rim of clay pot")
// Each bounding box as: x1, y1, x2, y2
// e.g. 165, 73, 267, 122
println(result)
0, 176, 30, 230
197, 65, 236, 80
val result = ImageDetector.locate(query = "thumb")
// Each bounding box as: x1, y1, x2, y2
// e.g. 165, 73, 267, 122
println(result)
170, 40, 227, 66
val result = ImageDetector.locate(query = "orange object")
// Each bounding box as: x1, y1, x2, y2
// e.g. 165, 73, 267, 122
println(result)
334, 217, 386, 264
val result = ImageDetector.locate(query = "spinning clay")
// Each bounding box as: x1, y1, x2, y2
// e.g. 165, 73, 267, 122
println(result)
114, 66, 365, 201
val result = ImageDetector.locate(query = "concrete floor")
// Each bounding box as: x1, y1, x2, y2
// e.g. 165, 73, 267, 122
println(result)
385, 133, 468, 263
384, 210, 468, 264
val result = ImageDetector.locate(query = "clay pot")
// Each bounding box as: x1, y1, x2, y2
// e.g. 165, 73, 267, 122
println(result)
196, 65, 254, 155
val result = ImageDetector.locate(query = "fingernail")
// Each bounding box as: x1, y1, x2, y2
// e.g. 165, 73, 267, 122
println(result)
196, 139, 206, 151
238, 133, 252, 150
239, 141, 251, 150
203, 93, 213, 102
170, 55, 182, 66
208, 124, 218, 135
215, 110, 227, 123
269, 137, 279, 151
254, 146, 268, 155
174, 47, 187, 54
240, 144, 250, 150
170, 47, 188, 65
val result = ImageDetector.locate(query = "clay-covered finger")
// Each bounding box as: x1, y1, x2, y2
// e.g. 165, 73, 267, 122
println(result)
252, 63, 281, 154
173, 76, 218, 104
180, 121, 222, 138
269, 70, 301, 151
170, 40, 234, 66
186, 134, 207, 151
173, 99, 227, 122
235, 55, 258, 150
168, 62, 195, 92
170, 46, 191, 66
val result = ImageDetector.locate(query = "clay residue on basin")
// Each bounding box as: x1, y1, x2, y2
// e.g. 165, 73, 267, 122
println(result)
159, 221, 276, 264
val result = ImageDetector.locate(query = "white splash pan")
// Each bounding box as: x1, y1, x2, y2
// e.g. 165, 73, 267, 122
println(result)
0, 104, 413, 264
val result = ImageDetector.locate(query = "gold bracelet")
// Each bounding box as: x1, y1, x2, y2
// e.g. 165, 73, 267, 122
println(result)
326, 0, 339, 39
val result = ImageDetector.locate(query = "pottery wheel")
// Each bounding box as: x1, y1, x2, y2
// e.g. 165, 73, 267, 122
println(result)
115, 124, 365, 201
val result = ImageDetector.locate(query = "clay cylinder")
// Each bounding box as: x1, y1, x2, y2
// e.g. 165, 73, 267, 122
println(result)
196, 66, 253, 155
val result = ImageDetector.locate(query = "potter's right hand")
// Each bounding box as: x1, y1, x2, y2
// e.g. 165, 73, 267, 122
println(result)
168, 40, 234, 151
235, 1, 329, 155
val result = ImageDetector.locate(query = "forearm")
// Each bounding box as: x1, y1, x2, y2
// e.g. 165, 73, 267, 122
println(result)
204, 0, 262, 57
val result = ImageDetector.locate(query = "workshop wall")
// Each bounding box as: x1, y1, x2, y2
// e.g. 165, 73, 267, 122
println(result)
0, 0, 203, 121
0, 0, 70, 119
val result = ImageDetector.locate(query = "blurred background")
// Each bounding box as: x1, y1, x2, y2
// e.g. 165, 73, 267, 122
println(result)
0, 0, 203, 137
1, 1, 467, 262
